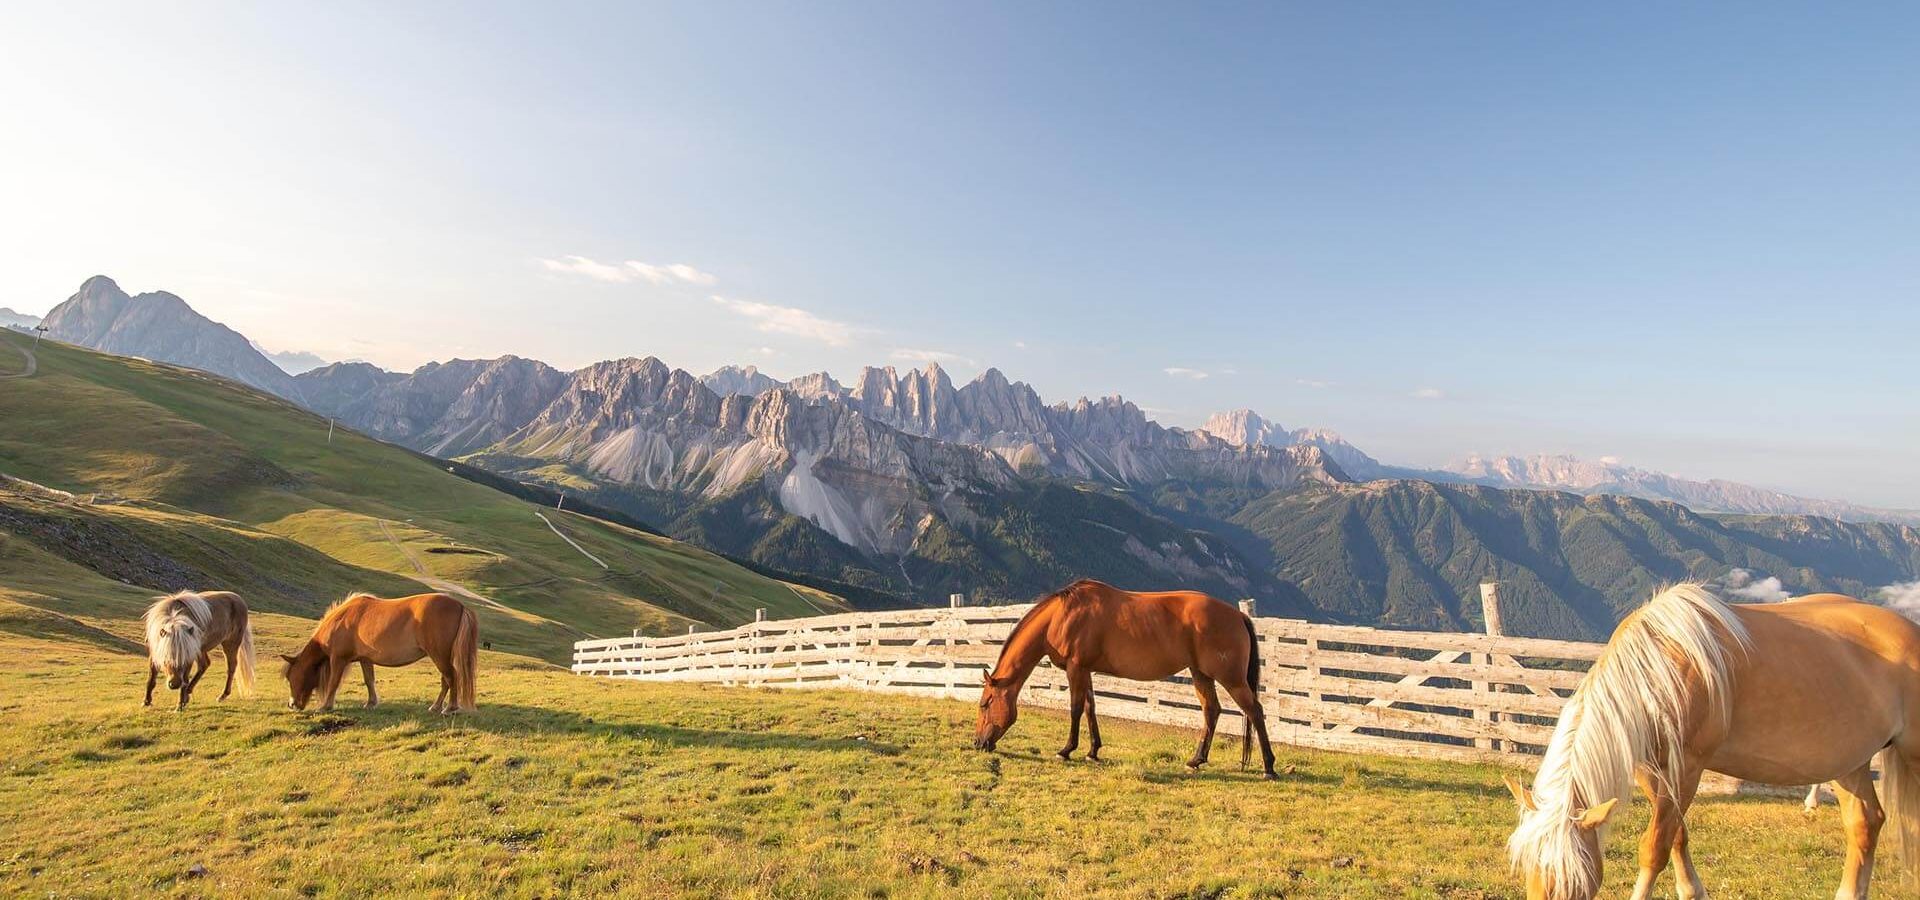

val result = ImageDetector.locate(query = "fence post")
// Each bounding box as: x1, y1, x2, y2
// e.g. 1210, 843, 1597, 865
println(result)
1238, 598, 1255, 617
1476, 582, 1504, 751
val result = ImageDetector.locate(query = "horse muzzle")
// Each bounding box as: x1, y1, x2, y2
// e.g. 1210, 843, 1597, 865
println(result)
167, 677, 183, 690
973, 728, 1001, 752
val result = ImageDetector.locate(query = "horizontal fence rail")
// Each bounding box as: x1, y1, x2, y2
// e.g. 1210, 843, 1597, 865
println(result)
573, 604, 1604, 766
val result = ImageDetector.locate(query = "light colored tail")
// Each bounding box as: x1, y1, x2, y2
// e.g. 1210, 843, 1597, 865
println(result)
1880, 747, 1920, 885
234, 618, 257, 695
452, 606, 479, 712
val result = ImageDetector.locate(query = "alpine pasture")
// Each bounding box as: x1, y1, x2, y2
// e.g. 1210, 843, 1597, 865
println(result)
0, 336, 1868, 897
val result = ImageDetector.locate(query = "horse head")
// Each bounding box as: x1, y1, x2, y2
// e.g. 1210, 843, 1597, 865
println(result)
973, 670, 1020, 751
280, 650, 329, 710
1504, 775, 1618, 900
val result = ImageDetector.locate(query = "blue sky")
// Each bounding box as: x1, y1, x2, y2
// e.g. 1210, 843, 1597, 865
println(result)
3, 4, 1917, 505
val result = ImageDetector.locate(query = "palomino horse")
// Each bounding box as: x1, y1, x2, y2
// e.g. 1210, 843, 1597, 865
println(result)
973, 579, 1278, 779
144, 590, 255, 709
1505, 584, 1920, 900
282, 592, 478, 714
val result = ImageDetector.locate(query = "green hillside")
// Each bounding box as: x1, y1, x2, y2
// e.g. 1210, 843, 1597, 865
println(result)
0, 334, 842, 662
517, 473, 1296, 610
1234, 480, 1920, 640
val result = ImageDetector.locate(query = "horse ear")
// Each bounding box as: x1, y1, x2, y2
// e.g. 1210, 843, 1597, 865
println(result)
279, 654, 296, 664
1502, 775, 1535, 812
1575, 798, 1618, 830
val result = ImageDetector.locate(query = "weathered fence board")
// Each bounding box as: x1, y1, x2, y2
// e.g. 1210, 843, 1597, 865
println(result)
572, 604, 1603, 766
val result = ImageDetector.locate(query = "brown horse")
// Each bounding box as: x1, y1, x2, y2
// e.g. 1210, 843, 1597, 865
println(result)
144, 590, 255, 709
281, 592, 478, 714
1506, 584, 1920, 900
973, 579, 1277, 778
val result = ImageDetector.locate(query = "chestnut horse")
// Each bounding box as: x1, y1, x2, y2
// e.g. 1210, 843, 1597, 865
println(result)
973, 579, 1277, 779
282, 592, 478, 714
1506, 584, 1920, 900
143, 590, 255, 709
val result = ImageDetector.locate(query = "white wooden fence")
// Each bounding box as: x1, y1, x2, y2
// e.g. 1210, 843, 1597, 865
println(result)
572, 603, 1603, 766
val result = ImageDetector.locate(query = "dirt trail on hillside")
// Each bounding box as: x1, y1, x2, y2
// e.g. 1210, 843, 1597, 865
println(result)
0, 335, 37, 378
374, 519, 588, 637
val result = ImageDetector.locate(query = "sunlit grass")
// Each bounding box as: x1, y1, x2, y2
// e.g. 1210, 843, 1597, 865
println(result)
0, 626, 1856, 898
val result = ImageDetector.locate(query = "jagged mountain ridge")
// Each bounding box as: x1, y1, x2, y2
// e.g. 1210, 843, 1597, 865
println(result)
1200, 408, 1386, 480
292, 353, 1340, 606
40, 276, 303, 401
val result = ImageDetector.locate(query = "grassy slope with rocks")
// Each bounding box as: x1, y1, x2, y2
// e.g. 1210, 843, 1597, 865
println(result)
0, 335, 841, 663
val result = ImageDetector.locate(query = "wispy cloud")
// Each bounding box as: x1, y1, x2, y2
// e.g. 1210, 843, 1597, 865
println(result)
1723, 567, 1790, 602
1410, 386, 1445, 400
751, 346, 779, 358
539, 255, 717, 286
1012, 340, 1028, 350
891, 348, 974, 367
711, 296, 863, 346
1881, 581, 1920, 620
1164, 367, 1209, 380
1295, 378, 1332, 389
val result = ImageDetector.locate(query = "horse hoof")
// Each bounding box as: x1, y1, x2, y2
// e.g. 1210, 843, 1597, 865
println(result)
364, 701, 380, 709
1262, 771, 1279, 781
1056, 750, 1074, 761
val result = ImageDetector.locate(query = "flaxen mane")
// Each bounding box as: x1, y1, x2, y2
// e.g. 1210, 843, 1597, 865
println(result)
144, 591, 212, 675
1507, 583, 1750, 898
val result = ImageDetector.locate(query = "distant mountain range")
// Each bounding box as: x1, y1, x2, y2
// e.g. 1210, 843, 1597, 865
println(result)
0, 307, 40, 331
28, 275, 1920, 636
1197, 407, 1920, 526
250, 341, 330, 375
1434, 453, 1920, 525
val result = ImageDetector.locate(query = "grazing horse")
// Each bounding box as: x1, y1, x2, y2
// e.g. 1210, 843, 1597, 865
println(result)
281, 592, 478, 714
972, 579, 1278, 779
143, 590, 255, 709
1505, 584, 1920, 900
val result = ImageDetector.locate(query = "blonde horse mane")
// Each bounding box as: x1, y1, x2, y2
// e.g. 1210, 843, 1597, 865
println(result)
144, 591, 213, 674
1508, 582, 1751, 898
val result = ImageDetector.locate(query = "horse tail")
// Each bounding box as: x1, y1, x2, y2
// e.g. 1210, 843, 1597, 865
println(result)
234, 614, 257, 695
452, 604, 479, 712
1241, 613, 1260, 770
1880, 745, 1920, 885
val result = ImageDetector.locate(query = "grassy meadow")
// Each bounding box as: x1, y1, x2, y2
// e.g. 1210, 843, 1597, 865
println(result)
0, 604, 1867, 899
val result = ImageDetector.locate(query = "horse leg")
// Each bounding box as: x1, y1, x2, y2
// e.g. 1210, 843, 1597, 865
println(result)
1058, 665, 1086, 760
1669, 765, 1709, 900
1223, 681, 1277, 779
219, 641, 238, 701
179, 654, 209, 710
429, 654, 456, 714
359, 661, 380, 708
1082, 672, 1102, 762
317, 654, 351, 712
1188, 676, 1220, 769
144, 663, 158, 707
1627, 767, 1685, 900
1832, 761, 1885, 900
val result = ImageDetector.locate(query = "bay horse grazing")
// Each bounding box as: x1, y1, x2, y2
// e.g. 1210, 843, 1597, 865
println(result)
281, 592, 478, 714
972, 579, 1277, 779
1505, 584, 1920, 900
143, 590, 255, 709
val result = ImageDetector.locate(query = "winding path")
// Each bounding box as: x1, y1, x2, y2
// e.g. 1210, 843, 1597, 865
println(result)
0, 334, 37, 379
375, 518, 588, 637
